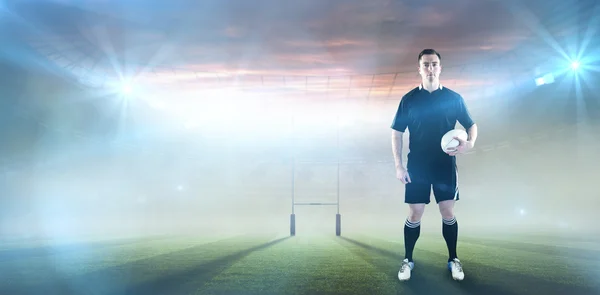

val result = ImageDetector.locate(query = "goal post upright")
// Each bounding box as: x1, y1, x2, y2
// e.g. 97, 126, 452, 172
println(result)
289, 113, 342, 237
290, 115, 296, 236
335, 113, 341, 236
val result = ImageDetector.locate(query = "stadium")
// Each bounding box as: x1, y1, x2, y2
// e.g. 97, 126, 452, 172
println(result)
1, 0, 599, 294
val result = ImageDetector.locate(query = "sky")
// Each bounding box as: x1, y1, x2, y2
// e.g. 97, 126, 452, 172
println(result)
4, 0, 596, 80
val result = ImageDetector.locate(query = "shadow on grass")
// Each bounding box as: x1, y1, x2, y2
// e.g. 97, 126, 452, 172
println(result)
336, 236, 450, 295
122, 236, 290, 295
340, 236, 523, 295
340, 235, 599, 295
3, 235, 289, 295
0, 235, 178, 295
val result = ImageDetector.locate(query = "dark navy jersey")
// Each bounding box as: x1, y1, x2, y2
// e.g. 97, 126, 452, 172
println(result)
391, 85, 475, 173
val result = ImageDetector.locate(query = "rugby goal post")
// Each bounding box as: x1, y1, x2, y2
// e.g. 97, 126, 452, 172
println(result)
289, 159, 341, 237
289, 113, 344, 237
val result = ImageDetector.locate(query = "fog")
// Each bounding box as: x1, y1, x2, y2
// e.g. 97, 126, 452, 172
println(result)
1, 51, 599, 244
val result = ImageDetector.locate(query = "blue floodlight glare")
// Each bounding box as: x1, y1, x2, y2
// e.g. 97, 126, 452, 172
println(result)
543, 73, 555, 84
570, 61, 580, 71
535, 77, 545, 86
534, 73, 555, 86
122, 84, 133, 95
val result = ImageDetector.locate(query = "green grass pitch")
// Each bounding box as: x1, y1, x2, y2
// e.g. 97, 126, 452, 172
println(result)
1, 231, 599, 295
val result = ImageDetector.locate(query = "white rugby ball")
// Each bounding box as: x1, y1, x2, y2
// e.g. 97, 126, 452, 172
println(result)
441, 129, 468, 152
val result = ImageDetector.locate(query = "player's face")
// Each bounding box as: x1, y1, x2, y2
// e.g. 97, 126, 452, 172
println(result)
418, 54, 442, 82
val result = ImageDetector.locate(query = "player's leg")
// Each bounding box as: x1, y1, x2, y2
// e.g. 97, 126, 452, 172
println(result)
399, 182, 430, 281
404, 202, 426, 262
438, 199, 458, 261
433, 177, 464, 280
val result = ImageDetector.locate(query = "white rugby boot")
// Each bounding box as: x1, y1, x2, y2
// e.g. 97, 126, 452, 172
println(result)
448, 258, 465, 281
398, 258, 414, 281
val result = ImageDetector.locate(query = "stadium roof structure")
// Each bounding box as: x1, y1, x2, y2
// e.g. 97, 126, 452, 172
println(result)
1, 0, 598, 103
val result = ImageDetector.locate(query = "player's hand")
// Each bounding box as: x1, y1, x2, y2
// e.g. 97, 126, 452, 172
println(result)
396, 168, 411, 184
446, 137, 474, 156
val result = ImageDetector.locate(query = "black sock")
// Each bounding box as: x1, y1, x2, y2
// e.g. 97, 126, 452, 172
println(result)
404, 218, 421, 262
442, 216, 458, 262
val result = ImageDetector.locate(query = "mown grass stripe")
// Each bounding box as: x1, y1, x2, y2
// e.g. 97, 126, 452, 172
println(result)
198, 235, 391, 295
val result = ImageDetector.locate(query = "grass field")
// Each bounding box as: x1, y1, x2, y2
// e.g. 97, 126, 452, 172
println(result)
1, 230, 599, 295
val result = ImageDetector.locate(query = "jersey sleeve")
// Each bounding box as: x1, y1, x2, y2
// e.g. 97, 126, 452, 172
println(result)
456, 95, 475, 129
390, 97, 409, 132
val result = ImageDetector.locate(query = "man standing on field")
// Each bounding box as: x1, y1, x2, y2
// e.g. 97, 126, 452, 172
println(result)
391, 49, 478, 281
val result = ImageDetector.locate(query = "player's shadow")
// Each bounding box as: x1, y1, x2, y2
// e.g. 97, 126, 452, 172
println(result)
341, 235, 600, 295
338, 236, 523, 295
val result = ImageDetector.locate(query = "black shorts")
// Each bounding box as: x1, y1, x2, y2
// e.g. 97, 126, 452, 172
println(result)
405, 161, 460, 205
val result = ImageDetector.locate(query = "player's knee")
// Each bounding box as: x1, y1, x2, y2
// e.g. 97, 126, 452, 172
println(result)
408, 206, 425, 222
439, 207, 454, 220
438, 200, 455, 219
408, 213, 423, 222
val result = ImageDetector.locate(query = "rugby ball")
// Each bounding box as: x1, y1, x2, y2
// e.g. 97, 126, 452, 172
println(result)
441, 129, 468, 152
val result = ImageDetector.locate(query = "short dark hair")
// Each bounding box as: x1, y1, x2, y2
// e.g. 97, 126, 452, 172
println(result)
418, 49, 441, 63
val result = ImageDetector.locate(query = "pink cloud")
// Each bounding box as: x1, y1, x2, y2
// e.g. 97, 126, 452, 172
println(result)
223, 26, 244, 38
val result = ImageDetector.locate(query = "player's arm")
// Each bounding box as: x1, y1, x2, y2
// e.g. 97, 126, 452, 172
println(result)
457, 95, 477, 146
391, 98, 409, 170
466, 123, 478, 146
391, 130, 405, 170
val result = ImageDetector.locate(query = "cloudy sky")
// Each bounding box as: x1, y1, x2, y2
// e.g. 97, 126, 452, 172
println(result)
6, 0, 594, 71
1, 0, 597, 96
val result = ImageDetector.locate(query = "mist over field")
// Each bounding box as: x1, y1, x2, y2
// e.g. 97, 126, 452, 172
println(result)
2, 59, 598, 242
1, 0, 599, 246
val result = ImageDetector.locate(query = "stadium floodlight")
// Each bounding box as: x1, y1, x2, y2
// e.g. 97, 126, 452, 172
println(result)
534, 73, 555, 86
535, 77, 545, 86
121, 84, 133, 95
571, 61, 580, 71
